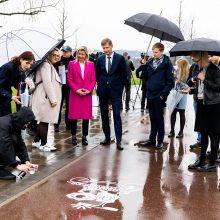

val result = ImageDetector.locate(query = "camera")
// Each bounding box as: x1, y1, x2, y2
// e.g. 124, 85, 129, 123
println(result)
193, 75, 198, 81
140, 52, 145, 59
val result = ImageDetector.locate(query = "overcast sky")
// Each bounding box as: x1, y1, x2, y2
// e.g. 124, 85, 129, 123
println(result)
1, 0, 220, 53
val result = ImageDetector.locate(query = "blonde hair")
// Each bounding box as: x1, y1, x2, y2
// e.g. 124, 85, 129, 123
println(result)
176, 58, 189, 81
48, 48, 61, 62
76, 46, 89, 62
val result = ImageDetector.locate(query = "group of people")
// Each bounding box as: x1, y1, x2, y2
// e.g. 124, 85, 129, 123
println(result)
1, 37, 220, 180
0, 37, 130, 179
134, 44, 220, 172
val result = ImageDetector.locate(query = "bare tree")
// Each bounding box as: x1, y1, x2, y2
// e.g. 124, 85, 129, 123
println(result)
176, 0, 196, 40
53, 0, 80, 42
0, 0, 59, 16
188, 18, 196, 40
54, 0, 71, 39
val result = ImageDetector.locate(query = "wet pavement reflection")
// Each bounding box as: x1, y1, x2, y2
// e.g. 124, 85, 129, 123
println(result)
0, 94, 220, 220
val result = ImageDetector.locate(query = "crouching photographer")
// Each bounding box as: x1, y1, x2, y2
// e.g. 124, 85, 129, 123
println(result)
0, 107, 36, 180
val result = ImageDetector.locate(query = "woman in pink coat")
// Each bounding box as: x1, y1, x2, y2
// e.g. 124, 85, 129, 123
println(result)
67, 46, 96, 145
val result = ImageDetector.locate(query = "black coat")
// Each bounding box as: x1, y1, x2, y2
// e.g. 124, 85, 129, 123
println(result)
136, 64, 147, 90
203, 62, 220, 105
0, 62, 22, 116
53, 55, 75, 90
190, 62, 220, 105
0, 107, 35, 167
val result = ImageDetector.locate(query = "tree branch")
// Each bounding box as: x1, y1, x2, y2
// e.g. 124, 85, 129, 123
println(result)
0, 0, 59, 16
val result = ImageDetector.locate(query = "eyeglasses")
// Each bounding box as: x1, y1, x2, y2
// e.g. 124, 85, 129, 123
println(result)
51, 54, 60, 58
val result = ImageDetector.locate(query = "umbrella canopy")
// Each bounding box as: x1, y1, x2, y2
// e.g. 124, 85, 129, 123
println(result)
26, 39, 65, 77
0, 28, 61, 66
124, 12, 184, 43
169, 37, 220, 57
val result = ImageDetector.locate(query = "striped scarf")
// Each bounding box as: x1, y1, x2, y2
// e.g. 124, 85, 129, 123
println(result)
152, 55, 164, 70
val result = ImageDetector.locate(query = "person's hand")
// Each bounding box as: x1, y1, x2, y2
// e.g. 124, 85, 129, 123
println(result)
179, 88, 190, 94
191, 77, 196, 83
12, 96, 21, 104
160, 96, 163, 100
16, 164, 30, 173
80, 89, 90, 96
51, 102, 57, 107
76, 89, 84, 96
197, 72, 205, 81
84, 89, 90, 95
25, 161, 34, 168
76, 89, 81, 94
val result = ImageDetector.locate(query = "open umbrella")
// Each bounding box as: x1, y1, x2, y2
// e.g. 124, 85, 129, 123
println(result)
25, 38, 65, 96
0, 28, 60, 66
26, 39, 65, 77
169, 37, 220, 57
124, 12, 184, 43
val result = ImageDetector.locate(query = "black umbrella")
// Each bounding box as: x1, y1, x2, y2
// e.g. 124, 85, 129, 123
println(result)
169, 37, 220, 57
26, 39, 65, 77
124, 12, 184, 43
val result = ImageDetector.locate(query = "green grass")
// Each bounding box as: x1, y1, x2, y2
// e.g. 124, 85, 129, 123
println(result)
131, 71, 141, 85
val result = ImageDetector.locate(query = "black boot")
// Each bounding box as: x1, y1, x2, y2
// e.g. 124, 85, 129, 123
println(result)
168, 131, 175, 138
82, 136, 88, 146
176, 131, 183, 138
188, 159, 205, 169
0, 168, 16, 180
72, 135, 77, 145
196, 163, 217, 172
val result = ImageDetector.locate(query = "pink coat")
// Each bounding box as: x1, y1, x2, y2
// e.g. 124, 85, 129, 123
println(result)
67, 61, 96, 119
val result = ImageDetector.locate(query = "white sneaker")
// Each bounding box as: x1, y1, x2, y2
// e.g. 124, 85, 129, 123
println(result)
32, 141, 41, 148
39, 144, 57, 152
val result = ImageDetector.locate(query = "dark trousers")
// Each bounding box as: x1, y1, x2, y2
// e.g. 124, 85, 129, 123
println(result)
141, 87, 147, 109
34, 122, 49, 146
200, 133, 220, 165
70, 119, 89, 136
170, 108, 185, 133
55, 85, 70, 128
123, 81, 131, 108
99, 87, 122, 143
148, 97, 165, 143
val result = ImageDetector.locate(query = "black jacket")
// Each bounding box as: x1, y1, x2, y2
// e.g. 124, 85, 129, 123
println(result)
203, 62, 220, 105
141, 55, 174, 100
54, 55, 75, 71
0, 62, 21, 101
136, 64, 147, 90
0, 107, 35, 167
54, 55, 75, 89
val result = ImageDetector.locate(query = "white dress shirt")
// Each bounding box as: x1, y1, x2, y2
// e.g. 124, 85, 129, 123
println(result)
105, 52, 114, 72
79, 62, 85, 79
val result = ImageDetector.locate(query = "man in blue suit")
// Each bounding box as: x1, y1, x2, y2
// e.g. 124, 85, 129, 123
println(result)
96, 38, 128, 150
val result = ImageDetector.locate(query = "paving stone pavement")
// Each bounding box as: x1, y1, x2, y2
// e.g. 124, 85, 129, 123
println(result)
0, 88, 220, 220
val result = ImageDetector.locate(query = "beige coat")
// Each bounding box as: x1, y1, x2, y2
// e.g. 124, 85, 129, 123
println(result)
31, 60, 62, 124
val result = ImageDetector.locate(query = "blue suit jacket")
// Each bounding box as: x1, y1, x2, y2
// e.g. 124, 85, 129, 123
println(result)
95, 52, 128, 98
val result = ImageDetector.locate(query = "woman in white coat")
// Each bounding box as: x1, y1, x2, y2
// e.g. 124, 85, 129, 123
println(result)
31, 48, 62, 151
